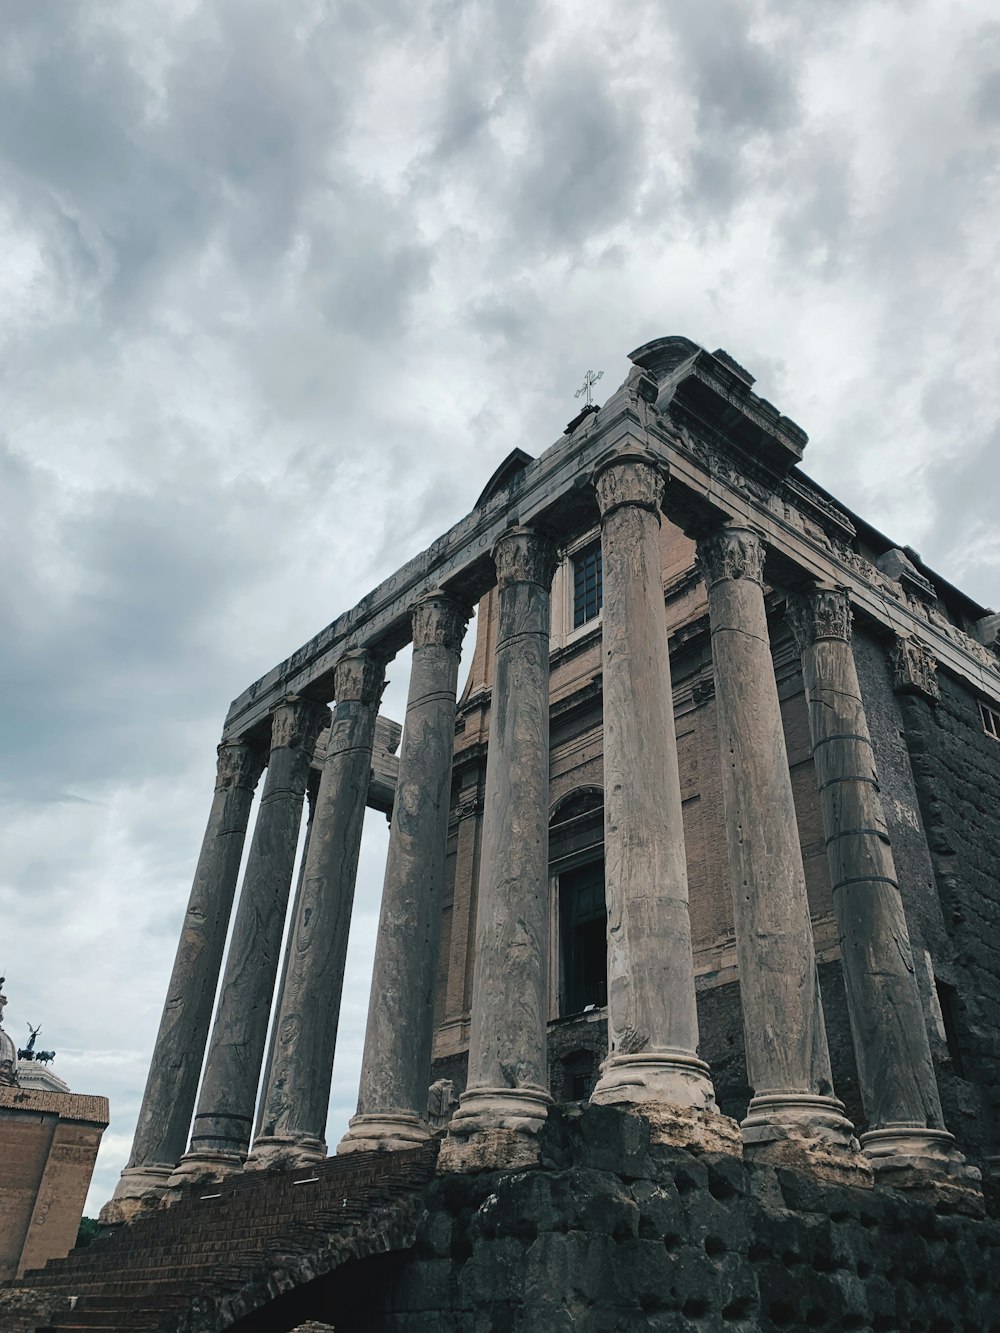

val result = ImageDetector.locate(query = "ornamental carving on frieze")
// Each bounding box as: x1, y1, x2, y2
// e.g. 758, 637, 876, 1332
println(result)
333, 649, 386, 706
671, 421, 773, 504
411, 592, 470, 654
493, 526, 558, 591
889, 635, 940, 701
593, 449, 665, 520
786, 587, 853, 648
215, 739, 266, 792
269, 695, 331, 752
695, 526, 766, 588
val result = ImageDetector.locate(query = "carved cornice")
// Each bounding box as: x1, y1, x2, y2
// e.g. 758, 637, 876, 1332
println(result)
493, 526, 557, 592
411, 592, 470, 654
593, 447, 665, 523
269, 694, 330, 753
889, 635, 940, 701
787, 587, 853, 649
333, 649, 386, 706
695, 526, 765, 588
215, 739, 266, 793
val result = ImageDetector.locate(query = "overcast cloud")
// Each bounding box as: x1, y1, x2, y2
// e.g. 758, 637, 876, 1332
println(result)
0, 0, 997, 1216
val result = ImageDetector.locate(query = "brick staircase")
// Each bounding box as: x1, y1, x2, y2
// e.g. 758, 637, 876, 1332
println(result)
0, 1143, 438, 1333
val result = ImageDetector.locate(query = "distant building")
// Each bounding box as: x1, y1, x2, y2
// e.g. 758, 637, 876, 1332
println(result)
0, 980, 109, 1282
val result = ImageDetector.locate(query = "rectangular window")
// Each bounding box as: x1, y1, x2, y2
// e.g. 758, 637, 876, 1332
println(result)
559, 860, 607, 1016
981, 701, 1000, 741
572, 541, 603, 629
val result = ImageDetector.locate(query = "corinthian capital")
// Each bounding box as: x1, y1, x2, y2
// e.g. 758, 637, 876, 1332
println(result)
787, 587, 853, 649
333, 648, 386, 706
695, 526, 765, 588
493, 526, 557, 592
411, 592, 470, 654
593, 447, 666, 521
269, 695, 331, 753
215, 739, 266, 793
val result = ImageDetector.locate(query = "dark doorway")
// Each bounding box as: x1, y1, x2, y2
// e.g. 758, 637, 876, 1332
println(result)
559, 860, 607, 1016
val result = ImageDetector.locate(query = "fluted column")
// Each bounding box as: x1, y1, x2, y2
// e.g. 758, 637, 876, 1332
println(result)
447, 526, 557, 1147
697, 527, 859, 1165
339, 594, 469, 1154
101, 738, 265, 1222
169, 694, 328, 1185
589, 448, 717, 1115
247, 649, 385, 1169
788, 587, 979, 1190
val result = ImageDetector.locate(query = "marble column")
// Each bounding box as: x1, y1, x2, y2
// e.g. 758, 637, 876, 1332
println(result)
253, 769, 320, 1141
247, 649, 385, 1169
339, 594, 469, 1154
788, 586, 978, 1187
696, 527, 858, 1163
101, 738, 265, 1222
169, 694, 328, 1185
447, 526, 557, 1145
589, 448, 717, 1114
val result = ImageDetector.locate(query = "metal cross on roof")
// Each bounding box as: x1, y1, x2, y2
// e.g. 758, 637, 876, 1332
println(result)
574, 369, 604, 406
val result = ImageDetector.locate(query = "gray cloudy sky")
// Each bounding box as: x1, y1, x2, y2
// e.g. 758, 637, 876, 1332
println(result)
1, 1, 997, 1216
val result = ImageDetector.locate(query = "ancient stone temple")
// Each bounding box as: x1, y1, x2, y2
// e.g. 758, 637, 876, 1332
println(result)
6, 336, 1000, 1331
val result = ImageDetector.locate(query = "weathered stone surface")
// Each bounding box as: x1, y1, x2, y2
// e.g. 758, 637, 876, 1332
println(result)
697, 527, 858, 1161
449, 527, 557, 1142
340, 595, 469, 1154
590, 447, 716, 1114
103, 739, 265, 1218
789, 586, 979, 1195
171, 695, 328, 1182
249, 651, 385, 1169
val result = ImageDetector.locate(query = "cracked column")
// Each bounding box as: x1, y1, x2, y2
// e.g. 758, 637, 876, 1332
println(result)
445, 526, 557, 1160
696, 526, 861, 1171
247, 649, 385, 1169
589, 448, 721, 1129
338, 594, 469, 1155
788, 586, 979, 1193
101, 738, 265, 1223
169, 694, 328, 1186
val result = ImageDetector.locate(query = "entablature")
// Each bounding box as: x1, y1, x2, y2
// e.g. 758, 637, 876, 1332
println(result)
224, 338, 1000, 740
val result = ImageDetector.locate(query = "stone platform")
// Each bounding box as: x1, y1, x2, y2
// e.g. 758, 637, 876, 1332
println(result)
5, 1106, 1000, 1331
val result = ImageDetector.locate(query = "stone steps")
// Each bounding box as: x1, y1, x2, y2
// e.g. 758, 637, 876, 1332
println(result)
3, 1141, 437, 1332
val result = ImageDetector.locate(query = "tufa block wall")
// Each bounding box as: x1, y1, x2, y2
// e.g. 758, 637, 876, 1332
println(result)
313, 1105, 1000, 1332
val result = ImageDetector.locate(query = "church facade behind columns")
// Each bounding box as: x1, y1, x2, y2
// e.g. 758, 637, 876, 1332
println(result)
104, 335, 1000, 1227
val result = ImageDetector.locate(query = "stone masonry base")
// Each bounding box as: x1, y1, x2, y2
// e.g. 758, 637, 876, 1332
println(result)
310, 1103, 1000, 1332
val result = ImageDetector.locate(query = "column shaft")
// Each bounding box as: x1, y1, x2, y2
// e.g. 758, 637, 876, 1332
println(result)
101, 739, 264, 1220
590, 449, 716, 1112
449, 526, 557, 1140
697, 527, 857, 1161
171, 695, 328, 1183
254, 769, 320, 1140
248, 650, 384, 1169
339, 595, 468, 1153
789, 588, 977, 1186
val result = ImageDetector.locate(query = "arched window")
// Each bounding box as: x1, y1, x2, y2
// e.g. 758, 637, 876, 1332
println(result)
550, 789, 607, 1017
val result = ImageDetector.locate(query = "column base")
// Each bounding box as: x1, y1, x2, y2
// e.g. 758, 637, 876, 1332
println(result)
337, 1112, 435, 1156
97, 1163, 174, 1227
861, 1126, 983, 1210
439, 1085, 552, 1173
164, 1148, 245, 1199
244, 1134, 327, 1172
741, 1092, 872, 1187
591, 1052, 717, 1111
